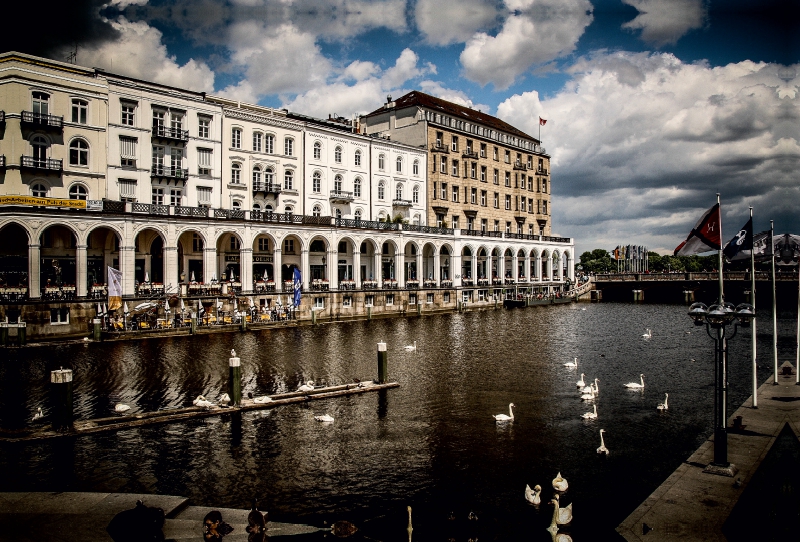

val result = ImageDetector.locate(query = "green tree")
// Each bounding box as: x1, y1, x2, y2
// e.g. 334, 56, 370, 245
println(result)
578, 249, 614, 273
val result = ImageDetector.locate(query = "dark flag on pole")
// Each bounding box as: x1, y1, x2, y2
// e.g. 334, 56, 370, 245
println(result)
674, 203, 721, 256
723, 217, 753, 261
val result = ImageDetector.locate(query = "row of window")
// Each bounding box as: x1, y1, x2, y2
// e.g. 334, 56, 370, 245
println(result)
432, 182, 549, 213
311, 141, 421, 175
428, 112, 538, 153
231, 128, 293, 156
438, 215, 546, 237
434, 157, 548, 191
29, 182, 88, 200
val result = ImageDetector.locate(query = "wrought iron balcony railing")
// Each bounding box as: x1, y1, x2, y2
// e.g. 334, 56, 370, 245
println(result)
151, 124, 189, 143
330, 190, 354, 202
20, 155, 62, 172
151, 165, 189, 180
21, 111, 63, 130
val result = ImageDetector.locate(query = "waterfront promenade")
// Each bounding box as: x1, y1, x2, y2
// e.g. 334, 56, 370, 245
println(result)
617, 360, 800, 541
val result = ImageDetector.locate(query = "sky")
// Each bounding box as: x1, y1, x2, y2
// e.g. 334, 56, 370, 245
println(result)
6, 0, 798, 257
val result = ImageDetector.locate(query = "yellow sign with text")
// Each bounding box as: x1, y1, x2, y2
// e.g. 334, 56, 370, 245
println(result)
0, 196, 86, 209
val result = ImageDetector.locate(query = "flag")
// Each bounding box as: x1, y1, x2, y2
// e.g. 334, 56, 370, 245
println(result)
674, 203, 721, 256
723, 217, 753, 260
539, 117, 547, 126
293, 267, 302, 307
107, 266, 123, 311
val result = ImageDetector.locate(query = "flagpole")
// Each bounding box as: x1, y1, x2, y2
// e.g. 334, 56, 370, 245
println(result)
717, 193, 724, 303
771, 220, 778, 384
796, 250, 799, 384
750, 207, 758, 407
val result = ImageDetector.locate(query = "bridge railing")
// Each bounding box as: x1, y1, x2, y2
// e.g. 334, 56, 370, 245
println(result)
595, 271, 777, 281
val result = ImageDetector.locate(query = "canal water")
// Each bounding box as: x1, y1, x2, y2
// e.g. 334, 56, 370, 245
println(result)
1, 302, 798, 541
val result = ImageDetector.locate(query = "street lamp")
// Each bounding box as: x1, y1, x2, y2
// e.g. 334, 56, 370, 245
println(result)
688, 301, 755, 475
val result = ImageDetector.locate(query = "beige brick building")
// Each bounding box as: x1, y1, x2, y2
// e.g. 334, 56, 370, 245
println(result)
362, 91, 551, 236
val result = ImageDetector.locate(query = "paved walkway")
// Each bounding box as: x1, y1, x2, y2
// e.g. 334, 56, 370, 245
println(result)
0, 491, 323, 541
617, 361, 800, 541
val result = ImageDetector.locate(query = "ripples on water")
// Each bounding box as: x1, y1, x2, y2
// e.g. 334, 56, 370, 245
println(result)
0, 303, 797, 540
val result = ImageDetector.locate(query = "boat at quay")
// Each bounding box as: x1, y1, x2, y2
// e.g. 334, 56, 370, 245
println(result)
2, 303, 795, 539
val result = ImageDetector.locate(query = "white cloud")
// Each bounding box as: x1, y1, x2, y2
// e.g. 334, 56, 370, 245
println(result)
497, 53, 800, 254
72, 18, 214, 91
419, 80, 489, 112
105, 0, 148, 6
460, 0, 593, 89
415, 0, 499, 46
621, 0, 707, 47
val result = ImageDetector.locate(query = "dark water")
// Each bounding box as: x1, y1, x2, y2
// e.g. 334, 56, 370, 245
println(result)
1, 302, 798, 541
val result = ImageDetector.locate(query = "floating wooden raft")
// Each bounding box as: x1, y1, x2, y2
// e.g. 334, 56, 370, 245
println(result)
1, 381, 399, 443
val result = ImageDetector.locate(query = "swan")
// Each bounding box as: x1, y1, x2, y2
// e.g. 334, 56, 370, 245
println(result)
314, 414, 334, 423
624, 374, 645, 389
581, 381, 593, 394
219, 393, 231, 405
32, 407, 44, 421
252, 395, 272, 404
576, 373, 586, 388
642, 328, 652, 339
493, 403, 515, 423
597, 429, 609, 455
581, 404, 598, 420
114, 403, 130, 413
553, 494, 573, 525
546, 498, 560, 535
564, 357, 577, 368
525, 484, 542, 505
657, 393, 669, 411
193, 395, 215, 408
404, 341, 417, 352
298, 381, 315, 392
552, 472, 568, 492
592, 378, 599, 395
247, 498, 267, 535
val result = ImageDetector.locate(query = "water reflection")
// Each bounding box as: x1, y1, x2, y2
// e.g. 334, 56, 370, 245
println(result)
0, 304, 797, 539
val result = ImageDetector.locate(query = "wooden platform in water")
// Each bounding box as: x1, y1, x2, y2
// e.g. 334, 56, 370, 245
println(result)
0, 381, 399, 443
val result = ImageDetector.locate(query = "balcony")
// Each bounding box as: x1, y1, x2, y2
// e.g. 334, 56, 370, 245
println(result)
392, 198, 412, 208
330, 190, 354, 203
21, 111, 63, 131
20, 155, 62, 173
150, 165, 189, 182
253, 181, 282, 195
462, 150, 479, 159
151, 124, 189, 144
513, 161, 527, 171
430, 143, 449, 153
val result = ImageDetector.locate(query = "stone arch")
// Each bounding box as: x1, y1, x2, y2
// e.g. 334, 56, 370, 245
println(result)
280, 232, 303, 282
40, 223, 79, 287
86, 225, 123, 287
176, 227, 207, 283
0, 221, 32, 289
133, 227, 167, 284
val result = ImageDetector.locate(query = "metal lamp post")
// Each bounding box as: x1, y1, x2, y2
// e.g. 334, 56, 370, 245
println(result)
688, 301, 755, 475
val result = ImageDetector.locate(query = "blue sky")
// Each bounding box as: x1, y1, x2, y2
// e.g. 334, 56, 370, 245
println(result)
13, 0, 797, 256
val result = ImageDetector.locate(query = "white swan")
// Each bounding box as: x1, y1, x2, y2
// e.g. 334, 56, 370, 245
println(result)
546, 498, 560, 535
553, 494, 573, 525
642, 328, 652, 339
581, 390, 596, 401
597, 429, 610, 455
581, 404, 598, 420
564, 357, 577, 368
624, 374, 645, 389
298, 381, 315, 392
114, 403, 130, 413
581, 381, 593, 394
252, 395, 272, 404
193, 395, 215, 408
592, 378, 599, 395
219, 393, 231, 405
32, 407, 44, 421
404, 341, 417, 352
576, 373, 586, 388
314, 414, 334, 423
493, 403, 515, 423
552, 472, 568, 492
657, 393, 669, 411
525, 484, 542, 505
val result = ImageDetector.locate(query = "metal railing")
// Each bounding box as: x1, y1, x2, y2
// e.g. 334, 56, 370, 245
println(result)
21, 111, 63, 129
330, 190, 354, 202
430, 144, 449, 153
460, 229, 502, 238
462, 150, 479, 159
132, 202, 168, 215
20, 156, 62, 171
391, 199, 412, 207
252, 182, 282, 194
214, 209, 246, 219
151, 125, 189, 142
102, 200, 126, 213
151, 165, 189, 180
175, 205, 208, 217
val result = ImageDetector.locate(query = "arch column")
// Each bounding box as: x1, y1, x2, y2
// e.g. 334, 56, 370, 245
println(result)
203, 247, 217, 282
452, 253, 462, 287
471, 254, 477, 284
497, 254, 505, 283
76, 244, 88, 297
164, 246, 179, 290
240, 247, 253, 290
567, 255, 575, 281
121, 245, 136, 296
535, 255, 542, 282
28, 244, 41, 298
416, 252, 423, 282
301, 249, 309, 289
273, 248, 282, 287
433, 252, 440, 285
396, 251, 405, 288
524, 255, 531, 282
374, 252, 381, 286
328, 249, 338, 289
353, 250, 361, 288
511, 254, 518, 281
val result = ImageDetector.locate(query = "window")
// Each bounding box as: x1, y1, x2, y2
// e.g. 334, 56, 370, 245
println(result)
527, 155, 533, 169
386, 294, 394, 306
413, 186, 419, 204
152, 146, 164, 172
504, 150, 510, 163
440, 156, 447, 173
71, 99, 88, 124
470, 162, 476, 179
170, 189, 182, 206
50, 308, 70, 325
31, 135, 48, 163
494, 220, 500, 232
32, 92, 49, 116
452, 216, 458, 229
481, 219, 487, 232
466, 140, 473, 154
505, 171, 511, 187
409, 293, 417, 305
152, 110, 165, 129
343, 295, 352, 308
68, 184, 88, 200
314, 297, 325, 309
198, 148, 212, 175
396, 184, 403, 201
253, 132, 262, 152
452, 186, 458, 202
538, 158, 544, 172
335, 208, 342, 219
426, 293, 434, 304
481, 190, 487, 206
264, 167, 274, 187
231, 128, 241, 149
494, 192, 499, 208
451, 160, 459, 176
313, 141, 321, 160
378, 182, 385, 200
505, 194, 511, 210
258, 238, 269, 251
230, 163, 241, 184
471, 187, 477, 204
197, 187, 212, 206
451, 136, 458, 152
543, 201, 548, 214
354, 150, 362, 166
528, 176, 533, 191
396, 156, 402, 173
121, 102, 135, 126
171, 113, 183, 131
170, 147, 182, 170
335, 146, 342, 163
440, 183, 447, 200
312, 171, 321, 193
198, 116, 210, 138
412, 160, 419, 175
365, 294, 374, 307
284, 169, 293, 190
493, 147, 498, 160
542, 179, 548, 193
354, 178, 362, 197
480, 143, 487, 157
528, 198, 533, 213
435, 131, 443, 147
313, 204, 322, 217
253, 166, 261, 185
152, 187, 164, 205
228, 236, 240, 252
31, 183, 47, 198
378, 154, 385, 170
265, 134, 274, 154
493, 169, 499, 184
120, 136, 137, 168
283, 239, 295, 253
334, 175, 343, 193
69, 139, 89, 166
443, 292, 450, 303
355, 209, 362, 220
284, 137, 294, 156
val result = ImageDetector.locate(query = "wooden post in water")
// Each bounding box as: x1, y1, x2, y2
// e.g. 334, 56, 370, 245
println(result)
228, 351, 241, 406
51, 368, 73, 431
92, 318, 102, 341
17, 321, 25, 346
367, 306, 372, 320
377, 341, 387, 384
311, 309, 317, 325
190, 312, 197, 334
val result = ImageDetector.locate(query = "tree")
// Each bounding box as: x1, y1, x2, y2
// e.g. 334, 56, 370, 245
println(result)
578, 249, 614, 273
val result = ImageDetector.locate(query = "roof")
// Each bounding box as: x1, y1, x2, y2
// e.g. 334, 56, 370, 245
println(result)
365, 90, 536, 142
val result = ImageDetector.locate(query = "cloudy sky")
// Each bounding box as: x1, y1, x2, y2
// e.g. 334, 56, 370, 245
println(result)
7, 0, 797, 256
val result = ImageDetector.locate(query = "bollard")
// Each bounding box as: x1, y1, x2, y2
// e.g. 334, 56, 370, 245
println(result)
240, 315, 247, 332
228, 352, 241, 406
51, 368, 73, 431
417, 302, 421, 316
312, 309, 317, 325
367, 306, 372, 320
632, 289, 644, 302
377, 341, 387, 384
683, 290, 695, 304
190, 312, 197, 334
17, 322, 26, 346
93, 318, 102, 341
0, 321, 7, 346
